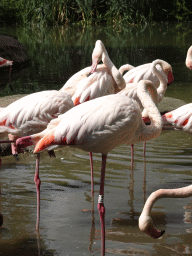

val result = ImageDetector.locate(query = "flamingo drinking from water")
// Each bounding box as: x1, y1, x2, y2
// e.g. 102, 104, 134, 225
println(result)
16, 79, 163, 255
139, 184, 192, 238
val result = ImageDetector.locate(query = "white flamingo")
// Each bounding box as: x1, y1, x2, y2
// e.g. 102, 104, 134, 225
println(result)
60, 40, 126, 105
16, 80, 163, 256
139, 184, 192, 239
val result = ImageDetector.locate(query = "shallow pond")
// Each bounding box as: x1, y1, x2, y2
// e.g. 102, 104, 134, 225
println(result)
0, 23, 192, 255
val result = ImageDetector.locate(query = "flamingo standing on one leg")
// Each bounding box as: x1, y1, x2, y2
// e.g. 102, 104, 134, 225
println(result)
139, 184, 192, 238
16, 80, 163, 255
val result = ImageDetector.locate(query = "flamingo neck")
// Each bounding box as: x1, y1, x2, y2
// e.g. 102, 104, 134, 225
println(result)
102, 51, 126, 92
137, 80, 162, 142
152, 60, 167, 102
186, 45, 192, 69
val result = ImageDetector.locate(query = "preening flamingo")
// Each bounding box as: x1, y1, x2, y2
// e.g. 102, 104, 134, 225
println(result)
60, 40, 126, 106
123, 59, 174, 87
0, 57, 13, 67
16, 80, 163, 255
139, 184, 192, 238
185, 45, 192, 70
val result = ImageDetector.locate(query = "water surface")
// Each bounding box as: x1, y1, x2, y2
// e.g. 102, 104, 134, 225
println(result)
0, 23, 192, 255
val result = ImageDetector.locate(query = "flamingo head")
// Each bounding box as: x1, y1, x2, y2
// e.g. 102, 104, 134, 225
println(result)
0, 57, 13, 67
90, 40, 105, 73
139, 211, 165, 239
162, 62, 174, 85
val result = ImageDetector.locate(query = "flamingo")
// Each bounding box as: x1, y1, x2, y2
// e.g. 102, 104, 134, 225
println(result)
123, 59, 174, 87
0, 57, 13, 67
162, 103, 192, 133
139, 184, 192, 239
16, 80, 163, 255
60, 40, 126, 106
185, 45, 192, 70
119, 59, 172, 162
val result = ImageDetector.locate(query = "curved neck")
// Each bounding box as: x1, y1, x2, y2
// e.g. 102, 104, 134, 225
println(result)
142, 184, 192, 216
119, 64, 134, 75
152, 60, 167, 102
102, 49, 126, 92
137, 80, 162, 142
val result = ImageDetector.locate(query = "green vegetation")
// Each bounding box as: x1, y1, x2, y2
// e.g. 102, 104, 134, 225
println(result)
0, 0, 192, 26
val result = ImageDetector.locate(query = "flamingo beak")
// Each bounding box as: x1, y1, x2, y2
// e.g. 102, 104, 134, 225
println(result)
0, 58, 13, 67
167, 71, 174, 85
90, 58, 98, 73
146, 227, 165, 239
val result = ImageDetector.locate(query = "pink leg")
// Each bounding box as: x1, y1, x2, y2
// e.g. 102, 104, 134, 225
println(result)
89, 152, 94, 197
34, 153, 41, 230
143, 141, 146, 157
97, 154, 107, 256
131, 144, 134, 169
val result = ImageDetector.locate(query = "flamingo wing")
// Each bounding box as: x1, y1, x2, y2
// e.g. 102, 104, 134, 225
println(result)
0, 90, 74, 136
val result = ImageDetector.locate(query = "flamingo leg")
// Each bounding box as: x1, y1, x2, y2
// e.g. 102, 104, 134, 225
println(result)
97, 154, 107, 256
34, 153, 41, 230
143, 141, 146, 157
89, 152, 94, 197
131, 144, 134, 169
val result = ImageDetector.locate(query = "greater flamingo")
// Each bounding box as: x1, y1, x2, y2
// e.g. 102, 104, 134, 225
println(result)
139, 184, 192, 238
60, 40, 126, 105
123, 59, 174, 87
0, 57, 13, 67
162, 103, 192, 133
119, 59, 172, 162
185, 45, 192, 70
16, 80, 163, 255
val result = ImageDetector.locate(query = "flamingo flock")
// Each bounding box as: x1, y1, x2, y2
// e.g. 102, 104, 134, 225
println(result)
1, 40, 192, 255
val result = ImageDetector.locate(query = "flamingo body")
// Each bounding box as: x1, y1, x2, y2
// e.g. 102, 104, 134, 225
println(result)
123, 60, 174, 87
60, 40, 125, 106
0, 90, 74, 137
162, 103, 192, 133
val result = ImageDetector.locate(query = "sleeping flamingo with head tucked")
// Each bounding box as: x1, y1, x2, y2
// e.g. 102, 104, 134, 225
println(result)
16, 79, 163, 255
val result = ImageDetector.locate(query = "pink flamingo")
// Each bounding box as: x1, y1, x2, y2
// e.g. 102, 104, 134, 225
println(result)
119, 59, 172, 162
16, 79, 162, 255
123, 59, 174, 87
0, 57, 13, 67
139, 184, 192, 238
185, 45, 192, 70
60, 40, 126, 106
162, 103, 192, 133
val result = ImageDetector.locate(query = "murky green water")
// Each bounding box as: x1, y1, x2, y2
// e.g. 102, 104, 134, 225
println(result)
0, 23, 192, 255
